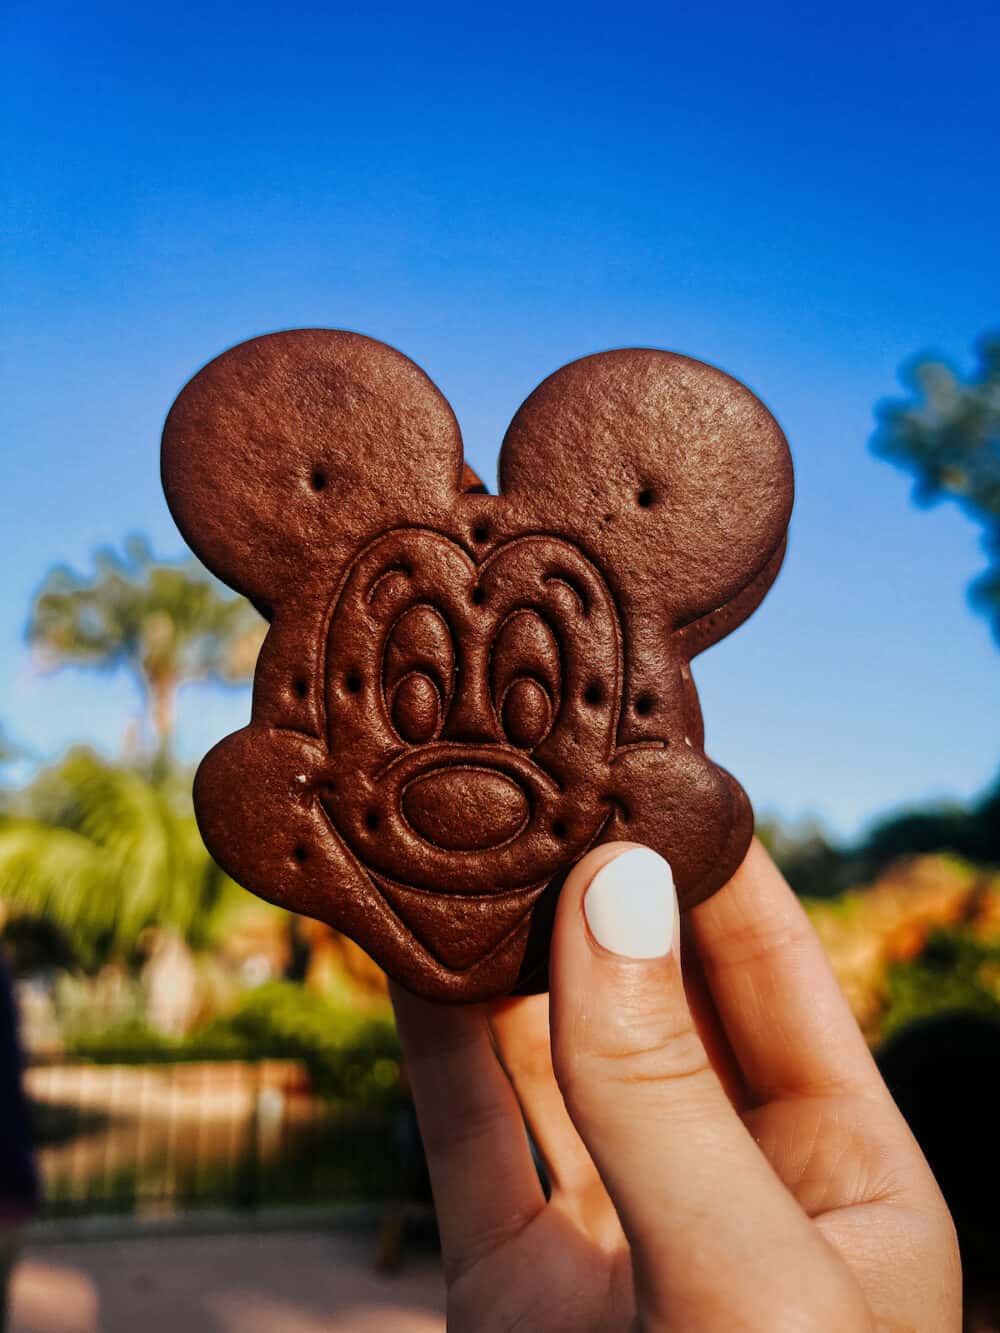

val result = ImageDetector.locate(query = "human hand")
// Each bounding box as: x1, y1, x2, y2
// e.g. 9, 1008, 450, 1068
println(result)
390, 840, 961, 1331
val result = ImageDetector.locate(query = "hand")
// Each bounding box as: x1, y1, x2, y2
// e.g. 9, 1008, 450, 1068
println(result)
390, 840, 961, 1331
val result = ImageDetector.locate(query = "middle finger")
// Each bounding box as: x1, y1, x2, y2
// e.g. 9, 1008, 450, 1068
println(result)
391, 982, 545, 1280
489, 992, 612, 1210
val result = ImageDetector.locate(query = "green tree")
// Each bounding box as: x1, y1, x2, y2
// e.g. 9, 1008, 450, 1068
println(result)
0, 747, 242, 969
872, 332, 1000, 641
3, 538, 267, 969
27, 536, 264, 753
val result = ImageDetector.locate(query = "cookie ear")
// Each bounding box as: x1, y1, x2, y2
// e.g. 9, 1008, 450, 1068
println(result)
161, 329, 464, 606
498, 349, 792, 626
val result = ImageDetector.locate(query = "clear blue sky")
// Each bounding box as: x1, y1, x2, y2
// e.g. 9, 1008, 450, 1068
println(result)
2, 0, 998, 840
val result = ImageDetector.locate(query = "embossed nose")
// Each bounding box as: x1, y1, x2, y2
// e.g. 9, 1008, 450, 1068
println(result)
401, 767, 529, 851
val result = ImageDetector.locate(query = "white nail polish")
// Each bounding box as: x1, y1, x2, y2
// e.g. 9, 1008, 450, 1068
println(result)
583, 847, 675, 959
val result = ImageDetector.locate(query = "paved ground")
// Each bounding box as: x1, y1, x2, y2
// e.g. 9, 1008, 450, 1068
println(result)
10, 1229, 446, 1332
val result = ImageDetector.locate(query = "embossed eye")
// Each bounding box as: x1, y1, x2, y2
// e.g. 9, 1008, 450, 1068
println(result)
501, 678, 552, 749
391, 671, 442, 744
382, 604, 454, 745
492, 609, 560, 749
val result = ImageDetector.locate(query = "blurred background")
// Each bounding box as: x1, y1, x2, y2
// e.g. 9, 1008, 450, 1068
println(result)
2, 1, 998, 1329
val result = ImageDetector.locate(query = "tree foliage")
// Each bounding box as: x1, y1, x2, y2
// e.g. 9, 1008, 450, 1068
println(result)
759, 774, 1000, 899
0, 748, 241, 968
882, 930, 1000, 1040
872, 332, 1000, 641
27, 536, 265, 749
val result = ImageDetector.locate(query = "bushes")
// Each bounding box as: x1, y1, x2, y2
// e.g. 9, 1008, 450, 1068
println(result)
68, 1019, 180, 1062
883, 930, 1000, 1040
199, 981, 403, 1108
758, 774, 1000, 899
67, 981, 404, 1111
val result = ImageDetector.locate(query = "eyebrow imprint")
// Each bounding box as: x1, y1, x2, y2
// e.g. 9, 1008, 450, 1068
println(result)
542, 572, 589, 614
367, 563, 414, 603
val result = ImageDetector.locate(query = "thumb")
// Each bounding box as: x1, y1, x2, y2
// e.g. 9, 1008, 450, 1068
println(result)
549, 842, 844, 1328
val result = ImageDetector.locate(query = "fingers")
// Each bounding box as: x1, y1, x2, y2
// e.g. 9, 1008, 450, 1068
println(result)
390, 981, 544, 1280
488, 994, 624, 1250
549, 842, 853, 1327
689, 839, 885, 1104
489, 993, 605, 1199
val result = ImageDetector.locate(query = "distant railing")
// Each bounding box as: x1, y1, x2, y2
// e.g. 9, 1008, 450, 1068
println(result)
25, 1055, 402, 1218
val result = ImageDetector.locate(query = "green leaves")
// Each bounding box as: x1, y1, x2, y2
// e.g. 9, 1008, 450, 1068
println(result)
65, 982, 403, 1112
0, 821, 107, 962
872, 332, 1000, 642
192, 981, 402, 1109
7, 535, 268, 965
27, 537, 266, 748
0, 748, 239, 968
883, 929, 1000, 1040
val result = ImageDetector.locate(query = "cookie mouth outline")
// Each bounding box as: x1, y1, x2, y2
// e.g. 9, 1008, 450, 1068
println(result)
370, 868, 546, 908
318, 739, 607, 895
364, 796, 618, 972
363, 743, 567, 857
369, 868, 548, 972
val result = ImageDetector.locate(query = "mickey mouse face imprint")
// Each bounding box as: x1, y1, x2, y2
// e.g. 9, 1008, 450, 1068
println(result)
162, 329, 793, 1002
318, 529, 627, 962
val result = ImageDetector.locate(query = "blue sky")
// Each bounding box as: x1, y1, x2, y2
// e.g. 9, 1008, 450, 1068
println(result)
2, 0, 998, 839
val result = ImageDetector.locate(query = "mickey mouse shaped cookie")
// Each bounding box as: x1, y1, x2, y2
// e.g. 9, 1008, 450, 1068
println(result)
162, 330, 793, 1002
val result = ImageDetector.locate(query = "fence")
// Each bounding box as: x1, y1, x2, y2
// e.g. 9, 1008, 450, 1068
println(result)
25, 1055, 405, 1219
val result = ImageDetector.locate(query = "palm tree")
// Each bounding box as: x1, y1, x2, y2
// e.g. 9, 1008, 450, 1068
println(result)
0, 747, 243, 970
27, 536, 265, 753
2, 538, 270, 975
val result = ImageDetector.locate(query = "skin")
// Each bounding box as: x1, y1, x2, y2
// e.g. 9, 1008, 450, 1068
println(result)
390, 839, 962, 1332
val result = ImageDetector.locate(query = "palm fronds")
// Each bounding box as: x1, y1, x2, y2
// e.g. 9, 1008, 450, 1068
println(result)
0, 748, 242, 967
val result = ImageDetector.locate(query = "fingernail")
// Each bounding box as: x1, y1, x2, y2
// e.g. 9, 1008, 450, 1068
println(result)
583, 847, 676, 959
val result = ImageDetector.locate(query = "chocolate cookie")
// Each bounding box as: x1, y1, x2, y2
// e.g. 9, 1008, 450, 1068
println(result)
162, 330, 793, 1002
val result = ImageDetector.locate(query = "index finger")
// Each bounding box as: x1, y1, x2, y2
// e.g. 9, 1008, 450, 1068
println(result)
689, 839, 884, 1104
